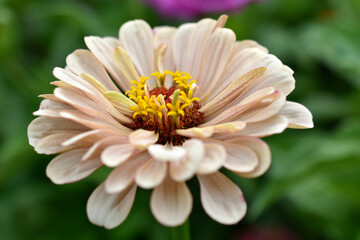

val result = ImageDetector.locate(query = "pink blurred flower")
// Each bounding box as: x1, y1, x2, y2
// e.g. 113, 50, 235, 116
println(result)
144, 0, 262, 19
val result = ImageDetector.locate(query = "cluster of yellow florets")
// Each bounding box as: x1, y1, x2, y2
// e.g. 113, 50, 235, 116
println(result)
125, 70, 200, 124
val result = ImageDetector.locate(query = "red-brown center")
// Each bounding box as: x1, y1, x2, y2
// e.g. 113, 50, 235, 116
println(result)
128, 87, 204, 145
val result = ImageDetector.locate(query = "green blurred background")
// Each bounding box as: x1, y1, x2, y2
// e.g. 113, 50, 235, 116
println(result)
1, 0, 360, 239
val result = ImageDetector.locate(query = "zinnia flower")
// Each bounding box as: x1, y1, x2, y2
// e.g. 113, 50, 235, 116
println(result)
145, 0, 261, 19
28, 15, 313, 229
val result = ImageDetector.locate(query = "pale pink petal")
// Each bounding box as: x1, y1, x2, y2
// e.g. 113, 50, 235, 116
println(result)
169, 139, 204, 182
240, 69, 295, 99
219, 141, 258, 173
135, 158, 167, 189
226, 137, 271, 178
28, 116, 87, 147
208, 47, 293, 101
177, 121, 246, 139
87, 183, 136, 229
113, 46, 141, 84
173, 23, 196, 72
176, 126, 214, 138
147, 144, 186, 162
54, 87, 120, 126
235, 115, 289, 137
105, 153, 148, 193
154, 27, 177, 72
66, 49, 120, 92
128, 129, 158, 150
204, 87, 280, 125
119, 20, 154, 80
197, 28, 235, 99
38, 94, 66, 103
46, 148, 102, 184
185, 18, 217, 78
201, 67, 267, 115
235, 91, 286, 123
198, 171, 247, 225
59, 110, 128, 133
38, 98, 72, 111
278, 101, 314, 129
233, 40, 268, 54
150, 177, 192, 227
62, 129, 113, 147
83, 136, 126, 161
53, 67, 132, 124
101, 143, 136, 167
84, 36, 131, 91
34, 132, 78, 154
196, 143, 226, 175
282, 65, 294, 74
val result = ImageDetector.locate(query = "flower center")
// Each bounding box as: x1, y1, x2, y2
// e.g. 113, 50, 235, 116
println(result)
126, 70, 204, 145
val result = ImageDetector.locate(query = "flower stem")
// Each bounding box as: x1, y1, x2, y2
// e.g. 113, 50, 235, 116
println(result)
171, 220, 191, 240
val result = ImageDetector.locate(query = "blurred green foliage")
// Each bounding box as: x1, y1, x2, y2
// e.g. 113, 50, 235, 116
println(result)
1, 0, 360, 239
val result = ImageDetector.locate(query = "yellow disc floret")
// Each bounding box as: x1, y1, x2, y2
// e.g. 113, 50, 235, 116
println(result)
126, 70, 200, 126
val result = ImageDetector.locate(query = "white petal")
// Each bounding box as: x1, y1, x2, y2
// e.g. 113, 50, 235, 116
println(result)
150, 177, 192, 227
62, 129, 111, 147
197, 28, 235, 99
66, 49, 119, 92
278, 101, 314, 129
148, 144, 186, 162
173, 23, 196, 72
196, 143, 226, 175
198, 172, 247, 225
128, 129, 158, 150
46, 148, 102, 184
28, 116, 86, 147
135, 158, 167, 189
101, 144, 136, 167
169, 139, 204, 182
54, 87, 119, 126
236, 115, 289, 137
119, 20, 154, 79
154, 26, 177, 71
105, 153, 148, 194
53, 67, 132, 124
226, 137, 271, 178
221, 142, 258, 173
185, 18, 217, 77
84, 36, 131, 91
87, 183, 136, 229
83, 136, 126, 161
113, 47, 141, 84
34, 132, 78, 154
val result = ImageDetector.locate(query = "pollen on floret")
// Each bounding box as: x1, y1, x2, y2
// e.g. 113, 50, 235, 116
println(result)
126, 70, 204, 145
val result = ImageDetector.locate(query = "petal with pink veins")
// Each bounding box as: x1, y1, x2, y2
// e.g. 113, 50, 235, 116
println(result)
66, 49, 120, 92
226, 137, 271, 178
221, 142, 258, 173
46, 148, 102, 184
87, 183, 136, 229
129, 129, 158, 150
196, 143, 226, 175
150, 177, 192, 227
169, 139, 204, 181
105, 153, 148, 194
35, 132, 79, 154
119, 20, 154, 82
198, 171, 247, 225
101, 144, 136, 167
135, 158, 167, 189
278, 101, 314, 129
